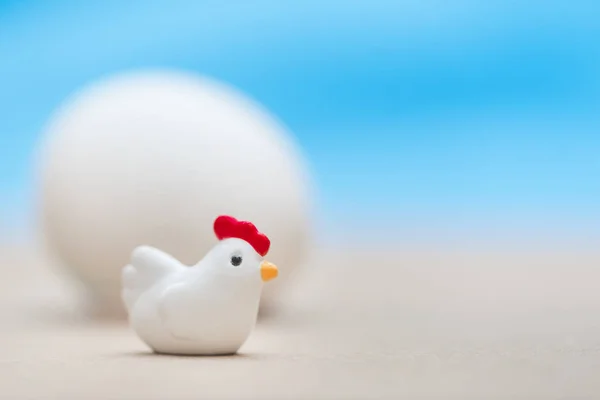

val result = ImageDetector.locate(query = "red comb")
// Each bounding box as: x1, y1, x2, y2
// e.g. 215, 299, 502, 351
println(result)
213, 215, 270, 257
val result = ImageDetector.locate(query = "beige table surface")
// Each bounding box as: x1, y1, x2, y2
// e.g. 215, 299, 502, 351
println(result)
1, 243, 600, 399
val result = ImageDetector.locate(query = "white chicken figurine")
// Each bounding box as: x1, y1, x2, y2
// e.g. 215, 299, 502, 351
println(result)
121, 215, 278, 355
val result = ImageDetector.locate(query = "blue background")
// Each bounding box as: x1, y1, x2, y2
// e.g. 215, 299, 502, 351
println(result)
1, 0, 599, 242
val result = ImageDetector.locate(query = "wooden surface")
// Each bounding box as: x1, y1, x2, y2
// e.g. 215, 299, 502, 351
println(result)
1, 244, 600, 399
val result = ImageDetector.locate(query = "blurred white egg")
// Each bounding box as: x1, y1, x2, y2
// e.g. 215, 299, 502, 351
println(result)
36, 70, 313, 319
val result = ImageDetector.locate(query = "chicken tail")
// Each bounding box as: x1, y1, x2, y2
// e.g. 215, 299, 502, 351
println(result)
121, 245, 184, 313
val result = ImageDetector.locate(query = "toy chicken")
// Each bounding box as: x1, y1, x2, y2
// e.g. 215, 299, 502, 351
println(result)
122, 215, 278, 355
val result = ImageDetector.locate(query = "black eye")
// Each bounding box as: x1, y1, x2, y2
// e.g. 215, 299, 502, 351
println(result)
230, 255, 243, 267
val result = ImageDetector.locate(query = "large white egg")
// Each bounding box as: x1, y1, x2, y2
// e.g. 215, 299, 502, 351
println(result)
36, 70, 313, 319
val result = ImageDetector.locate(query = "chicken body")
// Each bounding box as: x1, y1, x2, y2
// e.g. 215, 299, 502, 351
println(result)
122, 238, 276, 355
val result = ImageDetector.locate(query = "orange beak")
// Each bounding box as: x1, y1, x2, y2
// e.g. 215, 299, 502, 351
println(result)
260, 261, 278, 282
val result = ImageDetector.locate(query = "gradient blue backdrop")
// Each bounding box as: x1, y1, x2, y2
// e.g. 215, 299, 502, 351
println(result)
1, 0, 599, 241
